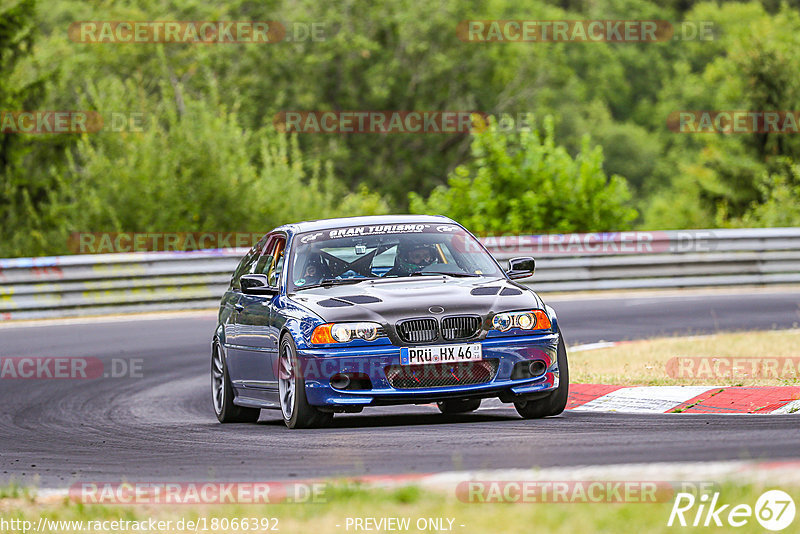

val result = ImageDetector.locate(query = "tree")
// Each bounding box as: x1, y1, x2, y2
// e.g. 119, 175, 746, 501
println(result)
643, 2, 800, 228
410, 116, 637, 235
0, 0, 42, 169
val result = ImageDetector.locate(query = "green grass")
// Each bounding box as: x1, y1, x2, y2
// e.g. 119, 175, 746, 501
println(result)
571, 329, 800, 386
0, 481, 34, 501
1, 482, 798, 533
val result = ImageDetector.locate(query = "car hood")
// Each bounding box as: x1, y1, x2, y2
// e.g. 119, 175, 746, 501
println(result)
288, 276, 542, 329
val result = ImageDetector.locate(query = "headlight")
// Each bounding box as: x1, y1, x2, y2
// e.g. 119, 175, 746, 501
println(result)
311, 322, 384, 344
491, 310, 551, 332
491, 313, 513, 332
516, 312, 536, 329
355, 323, 379, 341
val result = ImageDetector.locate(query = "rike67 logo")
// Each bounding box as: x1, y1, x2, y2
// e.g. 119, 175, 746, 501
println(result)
668, 490, 795, 531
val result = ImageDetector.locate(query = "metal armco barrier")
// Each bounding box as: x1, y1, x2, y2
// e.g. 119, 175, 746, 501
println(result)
1, 228, 799, 320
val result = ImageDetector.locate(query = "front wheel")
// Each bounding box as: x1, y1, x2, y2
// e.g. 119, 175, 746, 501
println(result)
278, 335, 333, 429
212, 338, 260, 423
514, 329, 569, 419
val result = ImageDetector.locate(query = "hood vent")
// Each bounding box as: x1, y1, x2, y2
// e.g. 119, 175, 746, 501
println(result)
470, 286, 500, 296
500, 287, 523, 296
340, 295, 382, 304
317, 298, 353, 307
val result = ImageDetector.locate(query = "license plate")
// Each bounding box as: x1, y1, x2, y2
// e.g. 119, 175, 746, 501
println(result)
400, 344, 482, 365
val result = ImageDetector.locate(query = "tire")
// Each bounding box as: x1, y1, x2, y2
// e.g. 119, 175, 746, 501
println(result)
212, 338, 261, 423
437, 398, 482, 414
514, 329, 569, 419
278, 334, 333, 429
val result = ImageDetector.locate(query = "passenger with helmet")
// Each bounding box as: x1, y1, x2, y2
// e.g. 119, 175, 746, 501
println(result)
295, 255, 326, 286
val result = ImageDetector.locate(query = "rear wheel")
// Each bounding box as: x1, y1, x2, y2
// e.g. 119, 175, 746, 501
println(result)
212, 338, 260, 423
279, 335, 333, 429
514, 329, 569, 419
437, 398, 481, 414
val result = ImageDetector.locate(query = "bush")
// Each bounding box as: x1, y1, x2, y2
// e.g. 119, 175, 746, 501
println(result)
409, 116, 637, 235
739, 163, 800, 227
1, 74, 389, 257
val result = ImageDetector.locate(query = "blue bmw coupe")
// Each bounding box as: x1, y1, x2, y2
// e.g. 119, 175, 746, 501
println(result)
212, 215, 568, 428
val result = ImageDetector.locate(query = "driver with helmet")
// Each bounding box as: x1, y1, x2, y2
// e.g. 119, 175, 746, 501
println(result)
385, 242, 437, 276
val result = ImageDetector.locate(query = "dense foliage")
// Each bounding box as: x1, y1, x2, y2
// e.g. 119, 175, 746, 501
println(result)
1, 0, 799, 257
411, 116, 637, 235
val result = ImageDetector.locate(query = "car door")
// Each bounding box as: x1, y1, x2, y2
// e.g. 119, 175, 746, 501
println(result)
225, 235, 270, 381
229, 233, 286, 393
222, 235, 266, 356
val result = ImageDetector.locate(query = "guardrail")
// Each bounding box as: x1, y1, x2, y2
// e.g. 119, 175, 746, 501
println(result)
1, 228, 798, 320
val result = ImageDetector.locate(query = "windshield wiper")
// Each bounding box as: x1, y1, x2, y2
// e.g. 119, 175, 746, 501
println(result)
408, 271, 480, 278
319, 277, 372, 286
294, 278, 372, 291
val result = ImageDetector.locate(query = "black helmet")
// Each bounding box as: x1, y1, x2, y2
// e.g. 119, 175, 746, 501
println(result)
396, 242, 436, 271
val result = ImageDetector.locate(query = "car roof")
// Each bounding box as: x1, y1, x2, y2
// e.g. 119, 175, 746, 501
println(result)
278, 214, 455, 234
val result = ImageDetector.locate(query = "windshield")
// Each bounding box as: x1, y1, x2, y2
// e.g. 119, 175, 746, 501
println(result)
288, 223, 505, 291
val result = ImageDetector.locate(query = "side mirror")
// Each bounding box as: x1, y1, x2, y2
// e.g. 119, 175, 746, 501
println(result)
240, 274, 279, 295
506, 257, 535, 280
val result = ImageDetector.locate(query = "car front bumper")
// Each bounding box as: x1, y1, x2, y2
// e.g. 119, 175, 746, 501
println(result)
296, 332, 561, 407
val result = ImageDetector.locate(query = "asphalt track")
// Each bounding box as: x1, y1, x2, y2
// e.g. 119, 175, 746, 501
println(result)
1, 289, 799, 488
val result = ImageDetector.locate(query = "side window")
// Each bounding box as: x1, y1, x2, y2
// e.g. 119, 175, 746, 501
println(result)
267, 239, 286, 287
253, 246, 274, 276
253, 235, 287, 288
231, 235, 269, 290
